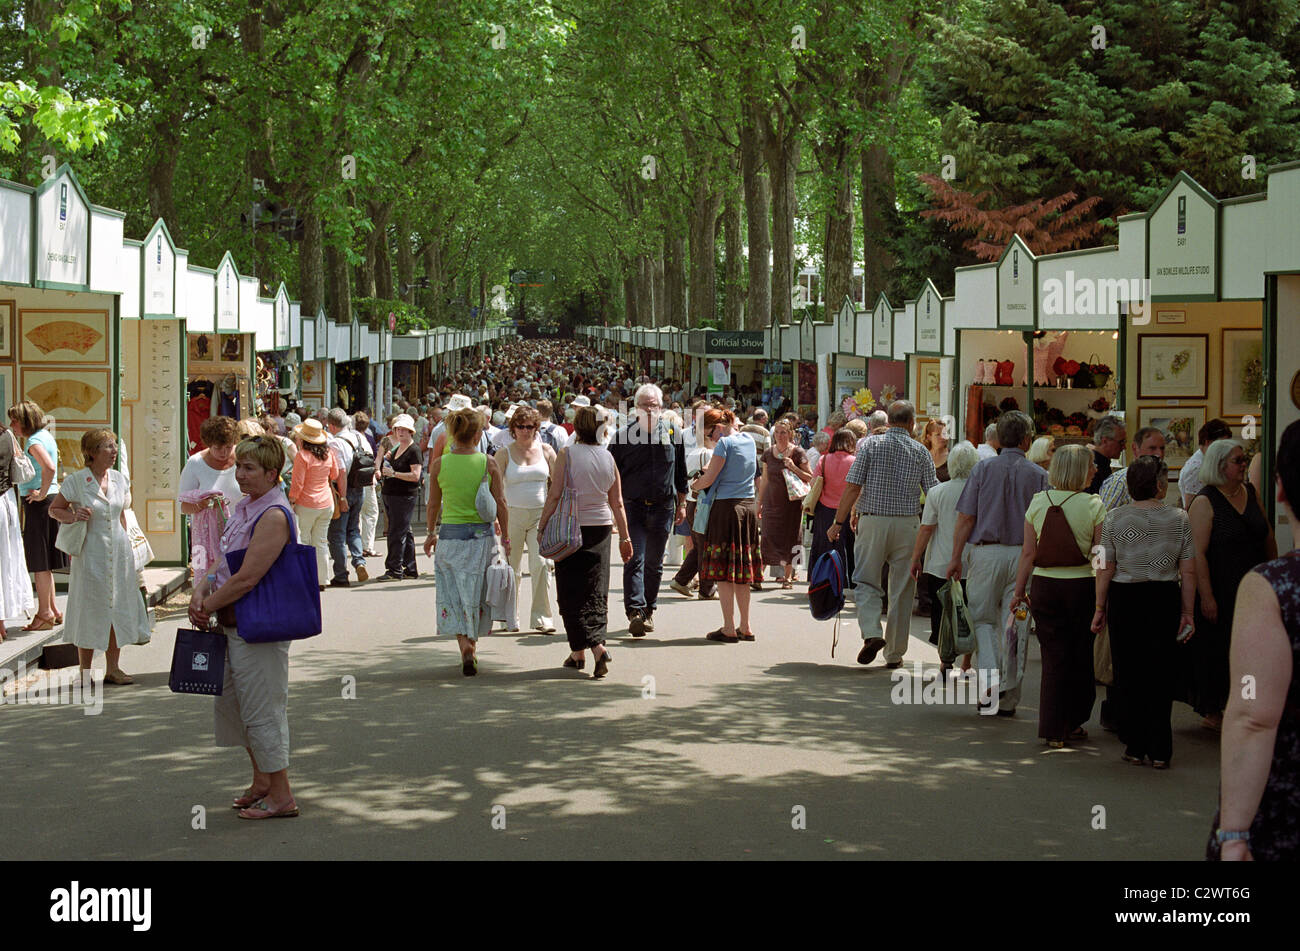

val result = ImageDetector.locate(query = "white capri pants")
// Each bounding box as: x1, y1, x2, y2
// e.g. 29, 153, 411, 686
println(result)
214, 627, 291, 773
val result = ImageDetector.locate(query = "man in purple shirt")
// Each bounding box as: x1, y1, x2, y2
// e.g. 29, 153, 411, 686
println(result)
947, 410, 1047, 715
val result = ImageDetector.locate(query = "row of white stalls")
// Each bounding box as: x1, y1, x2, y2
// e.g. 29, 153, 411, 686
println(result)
579, 160, 1300, 545
0, 164, 506, 565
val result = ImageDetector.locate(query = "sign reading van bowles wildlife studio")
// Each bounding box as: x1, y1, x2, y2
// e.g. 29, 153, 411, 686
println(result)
1148, 172, 1218, 301
705, 329, 765, 357
214, 253, 240, 331
914, 280, 943, 356
871, 294, 894, 358
34, 167, 90, 289
997, 235, 1035, 329
141, 219, 176, 317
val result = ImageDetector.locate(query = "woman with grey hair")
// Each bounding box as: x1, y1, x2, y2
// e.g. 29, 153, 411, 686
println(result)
1011, 444, 1107, 747
1183, 439, 1275, 731
909, 440, 980, 677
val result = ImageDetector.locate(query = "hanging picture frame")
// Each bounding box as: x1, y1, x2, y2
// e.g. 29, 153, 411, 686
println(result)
0, 299, 13, 359
915, 357, 941, 419
1220, 328, 1264, 419
1137, 334, 1207, 400
1136, 405, 1206, 472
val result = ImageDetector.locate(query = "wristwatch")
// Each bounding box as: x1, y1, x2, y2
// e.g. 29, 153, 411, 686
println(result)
1215, 829, 1251, 845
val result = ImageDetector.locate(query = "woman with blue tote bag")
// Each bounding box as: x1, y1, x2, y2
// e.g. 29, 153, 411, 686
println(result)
189, 435, 319, 820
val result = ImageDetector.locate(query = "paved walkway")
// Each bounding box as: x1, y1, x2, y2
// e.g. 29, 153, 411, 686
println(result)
0, 542, 1221, 860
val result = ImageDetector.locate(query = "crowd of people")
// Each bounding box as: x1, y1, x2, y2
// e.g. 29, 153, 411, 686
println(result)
1, 336, 1298, 854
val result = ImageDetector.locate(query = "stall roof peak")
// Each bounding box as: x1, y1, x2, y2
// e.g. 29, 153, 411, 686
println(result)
997, 233, 1036, 265
1148, 169, 1219, 214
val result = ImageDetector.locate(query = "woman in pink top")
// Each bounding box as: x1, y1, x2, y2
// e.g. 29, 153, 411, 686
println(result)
288, 419, 343, 590
809, 428, 858, 581
539, 406, 632, 679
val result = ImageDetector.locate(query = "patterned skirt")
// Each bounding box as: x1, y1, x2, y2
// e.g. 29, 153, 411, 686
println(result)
699, 497, 762, 585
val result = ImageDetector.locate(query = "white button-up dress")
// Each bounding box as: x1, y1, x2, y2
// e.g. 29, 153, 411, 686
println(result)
60, 468, 152, 650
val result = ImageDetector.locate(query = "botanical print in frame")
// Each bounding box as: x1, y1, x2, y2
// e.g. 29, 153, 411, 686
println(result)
0, 365, 13, 418
1137, 334, 1208, 400
18, 309, 110, 364
1220, 328, 1264, 419
915, 357, 941, 419
1136, 405, 1206, 472
0, 299, 13, 358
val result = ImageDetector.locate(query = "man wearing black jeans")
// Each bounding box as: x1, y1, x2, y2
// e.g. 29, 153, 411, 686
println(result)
608, 384, 688, 636
326, 408, 368, 586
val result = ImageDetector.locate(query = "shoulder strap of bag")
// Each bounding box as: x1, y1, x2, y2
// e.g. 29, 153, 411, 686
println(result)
248, 502, 300, 544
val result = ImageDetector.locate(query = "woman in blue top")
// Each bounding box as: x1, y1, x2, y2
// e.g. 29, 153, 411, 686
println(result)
7, 401, 66, 630
691, 407, 762, 642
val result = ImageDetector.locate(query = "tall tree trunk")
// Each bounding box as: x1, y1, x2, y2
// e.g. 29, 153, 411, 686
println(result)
767, 133, 799, 327
636, 253, 655, 327
299, 208, 325, 317
741, 102, 771, 330
663, 231, 687, 327
821, 137, 855, 313
359, 200, 391, 300
723, 179, 744, 331
623, 271, 638, 326
324, 243, 351, 324
861, 142, 896, 303
146, 116, 182, 245
423, 243, 443, 322
652, 253, 666, 327
395, 218, 414, 304
688, 180, 721, 327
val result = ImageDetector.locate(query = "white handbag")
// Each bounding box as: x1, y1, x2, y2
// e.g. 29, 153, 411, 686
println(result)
7, 429, 35, 486
124, 508, 154, 573
54, 473, 87, 557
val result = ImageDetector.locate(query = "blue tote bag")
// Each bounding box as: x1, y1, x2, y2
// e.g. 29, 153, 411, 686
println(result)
224, 503, 322, 643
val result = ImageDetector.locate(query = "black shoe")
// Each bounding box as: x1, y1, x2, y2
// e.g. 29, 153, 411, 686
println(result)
563, 654, 585, 670
996, 708, 1016, 718
628, 611, 646, 637
884, 661, 902, 670
857, 637, 886, 665
382, 571, 403, 581
404, 569, 419, 579
593, 649, 612, 679
751, 582, 764, 592
329, 578, 351, 588
640, 613, 655, 633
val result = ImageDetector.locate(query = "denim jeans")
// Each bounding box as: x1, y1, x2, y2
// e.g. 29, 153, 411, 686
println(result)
623, 496, 675, 617
328, 487, 364, 581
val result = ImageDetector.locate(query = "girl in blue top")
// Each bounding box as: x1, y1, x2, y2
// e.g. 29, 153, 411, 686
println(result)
691, 408, 762, 642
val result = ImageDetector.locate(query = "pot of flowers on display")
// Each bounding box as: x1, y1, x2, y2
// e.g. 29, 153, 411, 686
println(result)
1063, 411, 1090, 439
1052, 357, 1082, 388
1086, 395, 1111, 421
1083, 356, 1112, 389
1046, 407, 1067, 439
1032, 398, 1050, 433
998, 396, 1020, 414
841, 387, 877, 421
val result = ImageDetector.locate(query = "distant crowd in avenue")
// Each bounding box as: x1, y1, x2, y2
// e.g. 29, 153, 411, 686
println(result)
1, 337, 1296, 857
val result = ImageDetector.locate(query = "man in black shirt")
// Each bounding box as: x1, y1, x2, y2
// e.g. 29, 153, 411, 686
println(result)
608, 384, 688, 636
1087, 415, 1127, 494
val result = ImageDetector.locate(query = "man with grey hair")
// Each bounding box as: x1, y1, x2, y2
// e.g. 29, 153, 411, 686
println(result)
1088, 414, 1127, 494
326, 406, 368, 586
977, 422, 999, 460
828, 400, 938, 668
867, 409, 889, 434
609, 381, 688, 635
948, 410, 1047, 715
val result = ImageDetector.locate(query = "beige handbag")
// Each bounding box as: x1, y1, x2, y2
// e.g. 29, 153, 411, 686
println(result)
1093, 623, 1114, 685
802, 458, 825, 514
54, 472, 88, 557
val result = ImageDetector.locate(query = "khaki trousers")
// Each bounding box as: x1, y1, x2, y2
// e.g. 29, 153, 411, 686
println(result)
966, 544, 1023, 712
852, 514, 920, 664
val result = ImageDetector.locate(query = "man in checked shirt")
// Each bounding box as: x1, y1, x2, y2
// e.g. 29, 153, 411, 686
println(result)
828, 401, 937, 667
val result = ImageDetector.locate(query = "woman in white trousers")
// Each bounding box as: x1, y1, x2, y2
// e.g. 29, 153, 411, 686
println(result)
500, 406, 556, 632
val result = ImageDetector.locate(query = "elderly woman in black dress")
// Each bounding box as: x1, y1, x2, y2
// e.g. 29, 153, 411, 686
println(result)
1184, 439, 1276, 731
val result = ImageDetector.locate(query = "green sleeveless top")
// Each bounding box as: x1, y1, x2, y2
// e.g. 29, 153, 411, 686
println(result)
439, 451, 487, 524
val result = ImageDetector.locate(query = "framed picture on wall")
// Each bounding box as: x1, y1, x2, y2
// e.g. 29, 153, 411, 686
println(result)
19, 366, 113, 425
219, 334, 245, 363
1137, 334, 1207, 400
0, 365, 13, 418
0, 299, 13, 358
18, 309, 110, 363
915, 357, 941, 419
1221, 328, 1264, 419
1137, 405, 1206, 472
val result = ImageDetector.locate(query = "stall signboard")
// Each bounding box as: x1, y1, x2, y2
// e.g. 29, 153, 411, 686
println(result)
315, 308, 328, 359
137, 318, 184, 559
800, 313, 815, 361
835, 356, 866, 405
141, 219, 176, 317
1148, 172, 1218, 301
705, 329, 765, 357
871, 294, 893, 358
997, 235, 1035, 329
836, 296, 856, 353
215, 252, 240, 331
274, 284, 291, 349
34, 166, 90, 290
915, 280, 944, 355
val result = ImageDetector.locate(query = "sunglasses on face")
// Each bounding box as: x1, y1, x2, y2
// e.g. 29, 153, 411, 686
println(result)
514, 425, 536, 431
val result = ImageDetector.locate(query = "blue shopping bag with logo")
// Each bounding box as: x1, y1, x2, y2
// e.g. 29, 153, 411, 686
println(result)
169, 627, 227, 695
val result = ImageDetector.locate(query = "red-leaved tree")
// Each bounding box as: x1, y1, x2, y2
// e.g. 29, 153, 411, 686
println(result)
918, 174, 1106, 261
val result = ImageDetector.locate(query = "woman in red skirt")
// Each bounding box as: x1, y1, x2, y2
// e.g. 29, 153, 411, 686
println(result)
691, 408, 762, 642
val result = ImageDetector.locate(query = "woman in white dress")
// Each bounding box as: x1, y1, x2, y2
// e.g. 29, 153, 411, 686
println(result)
49, 429, 151, 684
0, 420, 35, 634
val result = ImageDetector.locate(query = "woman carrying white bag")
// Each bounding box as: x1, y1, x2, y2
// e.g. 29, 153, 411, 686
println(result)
48, 429, 151, 684
0, 419, 36, 636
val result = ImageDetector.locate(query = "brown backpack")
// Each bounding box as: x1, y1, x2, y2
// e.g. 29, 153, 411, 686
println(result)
1033, 491, 1089, 568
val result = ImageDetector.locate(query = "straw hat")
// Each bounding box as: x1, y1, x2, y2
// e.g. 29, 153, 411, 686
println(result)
391, 413, 416, 432
571, 394, 592, 408
446, 393, 473, 412
293, 418, 329, 444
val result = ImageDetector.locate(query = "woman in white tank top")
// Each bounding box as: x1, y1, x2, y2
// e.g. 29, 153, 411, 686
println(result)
501, 407, 557, 632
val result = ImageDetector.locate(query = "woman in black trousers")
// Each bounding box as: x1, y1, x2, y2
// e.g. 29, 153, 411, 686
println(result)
539, 408, 632, 678
1094, 458, 1197, 767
